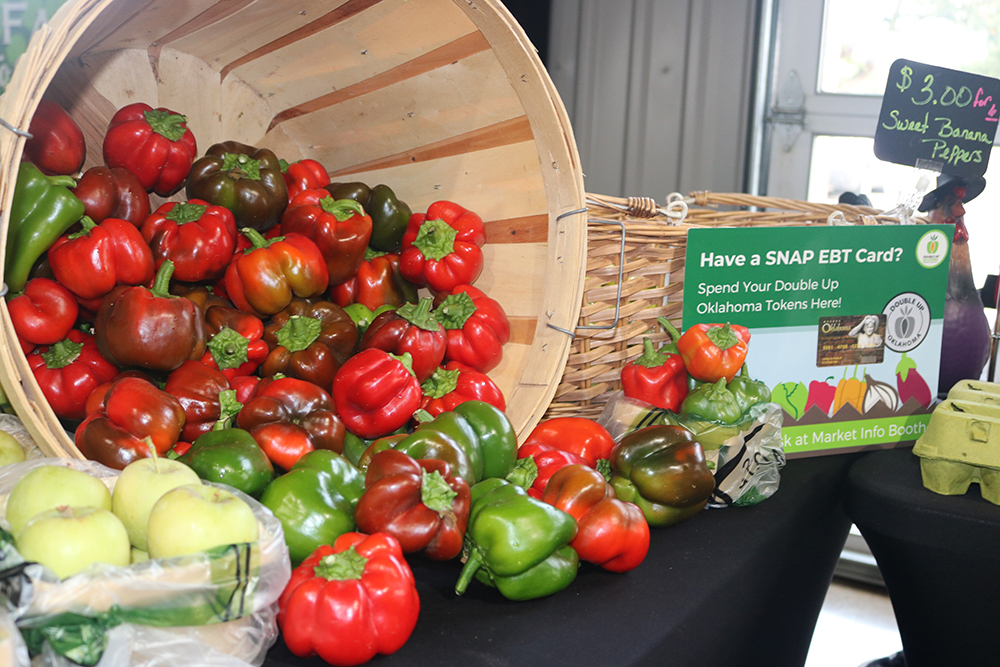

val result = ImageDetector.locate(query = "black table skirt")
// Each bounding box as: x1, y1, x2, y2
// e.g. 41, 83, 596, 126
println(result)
845, 448, 1000, 667
265, 453, 860, 667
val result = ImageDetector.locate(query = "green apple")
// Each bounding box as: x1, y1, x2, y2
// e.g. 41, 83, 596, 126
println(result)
15, 506, 131, 579
146, 484, 259, 560
6, 465, 112, 535
131, 547, 149, 564
112, 454, 201, 551
0, 430, 25, 467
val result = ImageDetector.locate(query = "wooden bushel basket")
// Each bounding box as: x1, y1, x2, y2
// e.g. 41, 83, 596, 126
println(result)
0, 0, 587, 458
545, 191, 893, 421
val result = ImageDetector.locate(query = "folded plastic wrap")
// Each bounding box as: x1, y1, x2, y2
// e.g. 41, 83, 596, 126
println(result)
598, 393, 786, 507
0, 458, 291, 666
0, 607, 30, 666
0, 414, 47, 462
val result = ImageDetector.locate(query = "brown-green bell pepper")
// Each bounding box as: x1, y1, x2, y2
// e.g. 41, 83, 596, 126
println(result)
325, 181, 412, 252
186, 141, 288, 232
609, 424, 715, 526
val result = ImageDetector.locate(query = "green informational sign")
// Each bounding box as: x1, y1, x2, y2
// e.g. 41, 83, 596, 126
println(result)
0, 1, 68, 94
683, 224, 952, 457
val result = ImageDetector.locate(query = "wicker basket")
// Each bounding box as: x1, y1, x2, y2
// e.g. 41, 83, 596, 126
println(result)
0, 0, 587, 458
544, 190, 899, 421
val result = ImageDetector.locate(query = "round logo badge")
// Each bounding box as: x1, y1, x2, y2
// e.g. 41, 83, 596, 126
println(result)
915, 229, 949, 269
882, 292, 931, 352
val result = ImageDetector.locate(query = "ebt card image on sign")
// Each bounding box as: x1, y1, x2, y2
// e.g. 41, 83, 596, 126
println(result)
817, 315, 887, 367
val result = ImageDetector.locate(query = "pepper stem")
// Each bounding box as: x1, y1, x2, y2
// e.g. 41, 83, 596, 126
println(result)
705, 323, 740, 351
412, 218, 458, 262
504, 456, 538, 490
397, 297, 440, 331
657, 317, 683, 342
314, 546, 368, 581
240, 227, 272, 251
421, 469, 458, 514
455, 547, 483, 595
633, 337, 671, 368
421, 367, 460, 399
207, 327, 250, 370
40, 337, 83, 370
150, 260, 176, 298
275, 315, 322, 353
434, 292, 476, 330
67, 216, 97, 240
319, 197, 366, 221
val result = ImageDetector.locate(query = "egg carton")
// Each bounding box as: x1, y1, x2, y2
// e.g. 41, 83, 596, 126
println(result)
913, 387, 1000, 505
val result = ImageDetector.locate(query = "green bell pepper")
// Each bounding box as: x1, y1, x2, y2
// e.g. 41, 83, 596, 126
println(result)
290, 449, 364, 498
610, 424, 715, 519
456, 478, 579, 601
179, 428, 274, 499
727, 364, 772, 414
359, 428, 476, 486
5, 162, 85, 292
680, 378, 744, 424
415, 400, 518, 483
260, 460, 363, 564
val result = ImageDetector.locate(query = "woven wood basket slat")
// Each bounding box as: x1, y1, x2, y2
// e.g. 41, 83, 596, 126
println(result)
544, 191, 890, 421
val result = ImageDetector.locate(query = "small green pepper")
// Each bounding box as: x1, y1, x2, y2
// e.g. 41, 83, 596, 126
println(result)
5, 162, 85, 292
681, 378, 744, 424
727, 364, 772, 414
456, 478, 578, 600
179, 427, 274, 498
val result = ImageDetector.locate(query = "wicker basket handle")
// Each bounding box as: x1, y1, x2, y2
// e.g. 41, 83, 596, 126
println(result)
586, 193, 688, 223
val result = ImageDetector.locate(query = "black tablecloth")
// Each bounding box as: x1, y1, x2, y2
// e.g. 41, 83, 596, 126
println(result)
845, 448, 1000, 667
265, 453, 859, 667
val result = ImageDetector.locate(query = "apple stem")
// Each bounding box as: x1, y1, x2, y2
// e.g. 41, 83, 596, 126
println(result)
144, 437, 161, 473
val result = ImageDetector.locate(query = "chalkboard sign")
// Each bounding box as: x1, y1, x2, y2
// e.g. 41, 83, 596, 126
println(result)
874, 59, 999, 178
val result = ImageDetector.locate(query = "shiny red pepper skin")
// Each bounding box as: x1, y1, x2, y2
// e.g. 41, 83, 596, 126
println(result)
620, 337, 689, 412
399, 201, 486, 292
522, 417, 617, 467
354, 449, 471, 560
280, 190, 373, 286
330, 251, 417, 312
333, 349, 422, 439
278, 532, 420, 667
141, 199, 238, 283
433, 284, 510, 373
514, 442, 589, 499
48, 216, 155, 309
75, 375, 186, 469
541, 464, 650, 572
7, 277, 79, 354
23, 99, 86, 176
71, 166, 151, 227
260, 298, 358, 391
94, 261, 207, 373
237, 376, 346, 470
676, 322, 751, 383
199, 306, 269, 379
164, 360, 239, 443
359, 298, 446, 383
282, 159, 331, 201
102, 103, 198, 197
418, 361, 506, 418
27, 329, 118, 421
223, 228, 329, 317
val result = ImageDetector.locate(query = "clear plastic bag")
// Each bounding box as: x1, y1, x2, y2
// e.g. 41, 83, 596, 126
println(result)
0, 414, 47, 463
0, 607, 30, 667
0, 458, 291, 666
598, 392, 786, 507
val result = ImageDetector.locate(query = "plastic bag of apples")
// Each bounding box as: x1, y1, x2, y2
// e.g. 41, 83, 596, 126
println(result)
0, 457, 290, 666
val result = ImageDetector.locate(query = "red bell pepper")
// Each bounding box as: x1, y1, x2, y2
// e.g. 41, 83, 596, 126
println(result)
200, 306, 269, 379
805, 376, 837, 416
359, 297, 446, 383
620, 337, 689, 412
510, 444, 589, 499
671, 320, 751, 383
48, 216, 155, 310
71, 166, 151, 227
7, 277, 79, 354
330, 249, 417, 312
354, 449, 471, 560
223, 228, 329, 317
541, 463, 650, 572
278, 532, 420, 667
27, 329, 118, 421
433, 284, 510, 373
141, 200, 238, 283
164, 360, 243, 443
333, 349, 422, 439
75, 375, 186, 469
260, 298, 359, 390
23, 99, 86, 176
522, 417, 616, 467
102, 102, 198, 197
280, 190, 373, 285
399, 200, 485, 292
237, 376, 345, 470
281, 158, 330, 202
94, 261, 208, 372
419, 361, 506, 418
